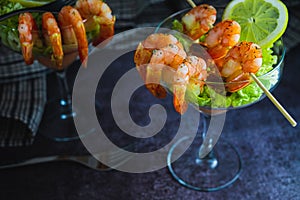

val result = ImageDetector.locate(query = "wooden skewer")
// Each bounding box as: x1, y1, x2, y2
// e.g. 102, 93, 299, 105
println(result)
186, 0, 297, 127
250, 74, 297, 127
186, 0, 197, 8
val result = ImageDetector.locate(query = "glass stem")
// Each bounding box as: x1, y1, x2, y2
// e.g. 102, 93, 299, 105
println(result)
196, 114, 218, 169
55, 70, 73, 119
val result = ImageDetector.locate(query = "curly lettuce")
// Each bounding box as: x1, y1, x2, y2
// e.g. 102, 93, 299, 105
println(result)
171, 17, 281, 108
0, 0, 100, 54
0, 1, 24, 15
185, 44, 280, 108
0, 1, 53, 52
256, 44, 278, 76
0, 1, 24, 51
172, 19, 184, 33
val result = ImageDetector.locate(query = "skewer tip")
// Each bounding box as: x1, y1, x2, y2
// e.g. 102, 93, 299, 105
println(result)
186, 0, 196, 8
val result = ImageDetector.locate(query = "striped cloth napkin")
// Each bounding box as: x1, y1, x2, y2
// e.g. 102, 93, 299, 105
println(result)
0, 45, 49, 147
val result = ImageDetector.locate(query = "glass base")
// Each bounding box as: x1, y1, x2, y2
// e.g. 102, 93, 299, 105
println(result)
58, 100, 77, 120
38, 99, 94, 142
167, 136, 242, 192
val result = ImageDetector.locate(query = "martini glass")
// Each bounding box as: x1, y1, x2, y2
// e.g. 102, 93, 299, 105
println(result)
0, 13, 99, 141
156, 8, 285, 191
35, 42, 85, 142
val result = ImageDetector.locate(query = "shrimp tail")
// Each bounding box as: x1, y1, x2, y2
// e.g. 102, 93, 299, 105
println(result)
145, 63, 167, 99
76, 21, 89, 65
173, 84, 188, 114
134, 42, 152, 81
225, 70, 251, 93
42, 12, 64, 70
21, 42, 34, 65
50, 33, 64, 69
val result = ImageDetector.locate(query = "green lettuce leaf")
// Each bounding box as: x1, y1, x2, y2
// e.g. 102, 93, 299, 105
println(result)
0, 1, 24, 51
172, 19, 183, 33
256, 44, 278, 76
185, 45, 279, 108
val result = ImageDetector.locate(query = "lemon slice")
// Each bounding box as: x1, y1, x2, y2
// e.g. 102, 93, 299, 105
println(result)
222, 0, 288, 48
10, 0, 55, 7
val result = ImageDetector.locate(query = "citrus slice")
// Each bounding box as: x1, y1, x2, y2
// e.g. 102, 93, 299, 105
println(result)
222, 0, 288, 48
10, 0, 55, 7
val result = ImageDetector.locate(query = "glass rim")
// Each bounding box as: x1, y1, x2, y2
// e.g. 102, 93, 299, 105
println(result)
154, 7, 286, 111
0, 14, 88, 31
0, 14, 92, 56
155, 8, 286, 86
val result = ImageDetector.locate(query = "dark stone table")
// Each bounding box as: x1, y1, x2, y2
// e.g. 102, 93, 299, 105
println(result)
0, 41, 299, 200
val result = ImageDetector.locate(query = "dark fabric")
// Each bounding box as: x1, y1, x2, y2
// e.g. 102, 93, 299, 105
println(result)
0, 45, 49, 82
0, 76, 47, 146
0, 45, 48, 147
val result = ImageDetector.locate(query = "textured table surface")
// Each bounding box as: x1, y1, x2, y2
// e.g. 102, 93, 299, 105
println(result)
0, 1, 300, 200
0, 44, 299, 200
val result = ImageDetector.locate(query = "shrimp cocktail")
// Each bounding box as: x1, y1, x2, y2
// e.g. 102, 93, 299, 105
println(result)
0, 0, 116, 141
135, 2, 285, 115
134, 0, 290, 191
5, 0, 116, 70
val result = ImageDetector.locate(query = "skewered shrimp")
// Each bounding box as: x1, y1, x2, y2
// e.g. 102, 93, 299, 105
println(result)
173, 56, 207, 114
204, 19, 241, 67
58, 6, 88, 65
221, 41, 262, 92
18, 12, 39, 65
134, 33, 187, 99
75, 0, 116, 46
134, 33, 208, 114
181, 4, 217, 40
42, 12, 64, 69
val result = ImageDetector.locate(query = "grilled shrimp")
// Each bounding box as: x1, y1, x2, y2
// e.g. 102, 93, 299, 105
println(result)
75, 0, 116, 46
42, 12, 64, 69
222, 41, 262, 92
181, 4, 217, 40
204, 20, 241, 67
58, 6, 88, 65
134, 33, 187, 99
173, 56, 207, 114
18, 12, 39, 65
134, 33, 208, 114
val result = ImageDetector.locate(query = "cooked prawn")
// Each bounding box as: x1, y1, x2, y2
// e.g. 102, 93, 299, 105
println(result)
58, 5, 88, 66
181, 4, 217, 40
57, 10, 77, 46
75, 0, 116, 46
173, 56, 207, 114
18, 12, 39, 65
221, 41, 263, 92
134, 33, 208, 114
204, 19, 241, 67
134, 33, 187, 99
42, 12, 64, 69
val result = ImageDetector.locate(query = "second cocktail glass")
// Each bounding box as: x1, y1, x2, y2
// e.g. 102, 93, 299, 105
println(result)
154, 8, 285, 191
